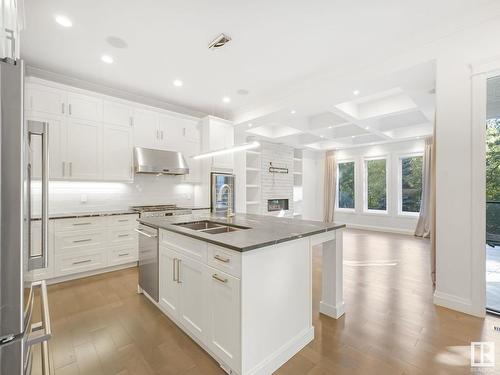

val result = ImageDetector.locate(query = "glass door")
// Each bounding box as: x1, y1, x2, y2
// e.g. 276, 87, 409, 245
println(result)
486, 76, 500, 313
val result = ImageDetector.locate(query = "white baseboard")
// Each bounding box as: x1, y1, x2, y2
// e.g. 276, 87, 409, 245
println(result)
319, 301, 345, 319
433, 290, 485, 318
246, 327, 315, 375
45, 262, 137, 285
344, 223, 415, 235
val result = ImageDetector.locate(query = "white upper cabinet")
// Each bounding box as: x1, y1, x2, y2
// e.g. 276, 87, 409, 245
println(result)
66, 119, 102, 179
27, 113, 66, 179
25, 78, 203, 183
102, 123, 133, 181
103, 100, 133, 127
201, 116, 234, 170
133, 108, 162, 149
67, 92, 102, 122
26, 84, 66, 116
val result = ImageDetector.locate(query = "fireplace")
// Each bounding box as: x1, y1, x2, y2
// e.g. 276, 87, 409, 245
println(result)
267, 199, 289, 212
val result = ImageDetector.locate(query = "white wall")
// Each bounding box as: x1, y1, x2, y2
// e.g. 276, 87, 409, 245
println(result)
32, 174, 198, 214
334, 140, 424, 234
301, 149, 325, 221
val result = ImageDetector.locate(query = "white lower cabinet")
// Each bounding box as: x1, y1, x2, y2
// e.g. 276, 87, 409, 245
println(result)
206, 267, 241, 371
159, 247, 180, 317
29, 214, 139, 282
159, 240, 240, 373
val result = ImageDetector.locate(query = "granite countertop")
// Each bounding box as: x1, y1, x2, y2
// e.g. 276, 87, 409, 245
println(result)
33, 209, 137, 220
138, 213, 345, 252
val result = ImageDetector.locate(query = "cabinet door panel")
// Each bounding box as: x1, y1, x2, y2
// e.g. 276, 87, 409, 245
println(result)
26, 84, 66, 116
159, 247, 180, 318
210, 121, 234, 169
103, 100, 133, 127
160, 114, 182, 150
27, 113, 65, 179
134, 108, 160, 149
207, 268, 240, 369
102, 124, 133, 181
177, 255, 207, 341
68, 92, 102, 122
66, 119, 101, 179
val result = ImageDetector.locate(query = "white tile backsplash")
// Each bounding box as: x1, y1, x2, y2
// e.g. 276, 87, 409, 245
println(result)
31, 174, 197, 214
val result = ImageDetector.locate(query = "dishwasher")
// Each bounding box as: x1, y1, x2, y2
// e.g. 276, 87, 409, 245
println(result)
136, 224, 159, 302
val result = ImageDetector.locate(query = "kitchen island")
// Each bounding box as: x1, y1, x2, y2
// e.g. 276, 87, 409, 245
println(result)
138, 213, 345, 375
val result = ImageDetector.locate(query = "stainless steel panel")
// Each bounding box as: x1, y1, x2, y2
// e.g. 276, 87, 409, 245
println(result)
137, 224, 159, 301
134, 147, 189, 175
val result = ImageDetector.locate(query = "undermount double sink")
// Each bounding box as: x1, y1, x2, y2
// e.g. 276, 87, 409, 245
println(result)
173, 220, 250, 235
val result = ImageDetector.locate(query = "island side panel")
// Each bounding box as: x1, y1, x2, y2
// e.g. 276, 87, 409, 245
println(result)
318, 229, 345, 318
240, 238, 314, 375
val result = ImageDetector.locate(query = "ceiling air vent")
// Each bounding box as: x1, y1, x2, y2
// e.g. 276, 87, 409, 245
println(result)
208, 33, 232, 50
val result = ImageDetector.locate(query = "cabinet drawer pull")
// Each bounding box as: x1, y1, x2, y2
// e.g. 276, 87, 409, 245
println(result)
73, 238, 92, 243
73, 222, 92, 226
118, 219, 129, 222
214, 254, 230, 263
177, 259, 182, 284
172, 258, 177, 282
118, 234, 129, 238
118, 252, 130, 257
212, 274, 228, 283
73, 259, 91, 265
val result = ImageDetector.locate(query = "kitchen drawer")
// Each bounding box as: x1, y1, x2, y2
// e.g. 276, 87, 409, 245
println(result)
160, 230, 207, 263
107, 214, 139, 227
55, 249, 107, 276
108, 245, 138, 266
207, 245, 241, 278
55, 216, 105, 232
108, 227, 138, 246
55, 230, 106, 253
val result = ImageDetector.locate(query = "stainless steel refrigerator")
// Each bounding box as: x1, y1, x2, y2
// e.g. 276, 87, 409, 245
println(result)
0, 58, 52, 374
210, 172, 235, 214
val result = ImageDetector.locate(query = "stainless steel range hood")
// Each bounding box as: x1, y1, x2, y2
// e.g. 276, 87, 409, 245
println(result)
134, 147, 189, 175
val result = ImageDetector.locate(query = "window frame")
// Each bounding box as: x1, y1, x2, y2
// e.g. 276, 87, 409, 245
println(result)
397, 152, 424, 217
336, 159, 356, 212
363, 156, 389, 215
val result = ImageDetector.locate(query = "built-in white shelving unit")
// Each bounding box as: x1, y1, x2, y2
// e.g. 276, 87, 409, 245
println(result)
245, 148, 262, 214
293, 149, 303, 219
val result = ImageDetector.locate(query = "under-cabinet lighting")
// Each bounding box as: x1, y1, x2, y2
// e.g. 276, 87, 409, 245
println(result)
193, 141, 260, 160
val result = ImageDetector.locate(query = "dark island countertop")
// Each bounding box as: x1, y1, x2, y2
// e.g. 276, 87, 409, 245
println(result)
138, 213, 345, 252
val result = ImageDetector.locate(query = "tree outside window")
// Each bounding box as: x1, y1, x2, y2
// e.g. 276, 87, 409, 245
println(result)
366, 159, 387, 211
401, 156, 423, 213
338, 162, 355, 209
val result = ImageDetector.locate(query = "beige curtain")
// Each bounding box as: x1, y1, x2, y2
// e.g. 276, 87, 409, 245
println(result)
414, 131, 436, 286
415, 137, 433, 238
324, 151, 337, 223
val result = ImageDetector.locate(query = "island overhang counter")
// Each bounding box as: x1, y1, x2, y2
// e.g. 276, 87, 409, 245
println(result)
137, 213, 345, 375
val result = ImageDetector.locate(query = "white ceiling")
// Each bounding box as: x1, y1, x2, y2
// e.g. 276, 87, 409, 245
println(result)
21, 0, 498, 120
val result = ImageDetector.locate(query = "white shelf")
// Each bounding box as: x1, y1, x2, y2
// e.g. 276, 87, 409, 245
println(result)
293, 158, 302, 162
293, 172, 302, 175
246, 184, 260, 188
246, 201, 260, 205
246, 167, 260, 172
246, 150, 261, 155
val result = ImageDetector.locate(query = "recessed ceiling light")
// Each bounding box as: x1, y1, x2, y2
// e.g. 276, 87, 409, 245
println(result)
351, 135, 356, 138
328, 126, 333, 129
173, 79, 183, 87
290, 110, 296, 115
101, 54, 114, 64
365, 126, 370, 130
222, 96, 231, 103
55, 14, 72, 27
353, 90, 360, 96
248, 123, 253, 128
320, 135, 325, 138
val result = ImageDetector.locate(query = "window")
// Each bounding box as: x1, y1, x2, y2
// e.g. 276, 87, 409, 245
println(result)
400, 155, 423, 214
337, 161, 355, 209
365, 158, 387, 211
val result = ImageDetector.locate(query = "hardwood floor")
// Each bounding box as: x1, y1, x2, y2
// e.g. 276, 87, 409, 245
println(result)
32, 229, 500, 374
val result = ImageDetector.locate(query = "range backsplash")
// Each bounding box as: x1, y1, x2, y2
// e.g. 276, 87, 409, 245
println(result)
30, 174, 201, 214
